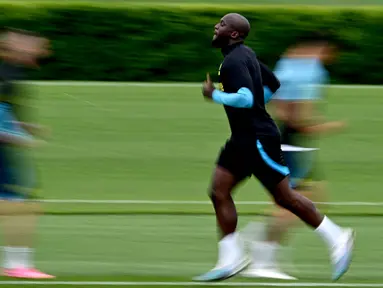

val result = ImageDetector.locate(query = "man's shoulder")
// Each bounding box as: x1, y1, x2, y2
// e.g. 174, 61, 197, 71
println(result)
0, 63, 6, 79
222, 50, 250, 69
221, 54, 241, 71
231, 44, 256, 58
0, 63, 14, 82
242, 44, 255, 53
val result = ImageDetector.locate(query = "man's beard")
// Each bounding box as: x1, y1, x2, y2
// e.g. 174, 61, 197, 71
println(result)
212, 36, 229, 48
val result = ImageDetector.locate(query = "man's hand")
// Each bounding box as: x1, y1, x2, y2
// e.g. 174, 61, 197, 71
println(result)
202, 73, 215, 100
25, 139, 47, 149
330, 120, 347, 131
13, 122, 51, 139
37, 125, 51, 139
302, 120, 348, 135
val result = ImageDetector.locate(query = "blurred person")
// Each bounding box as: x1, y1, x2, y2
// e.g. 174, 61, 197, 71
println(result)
0, 28, 54, 279
241, 34, 347, 280
194, 13, 354, 282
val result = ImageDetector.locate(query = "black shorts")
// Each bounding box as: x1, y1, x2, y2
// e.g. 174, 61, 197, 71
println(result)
0, 146, 39, 201
216, 136, 290, 192
283, 149, 324, 190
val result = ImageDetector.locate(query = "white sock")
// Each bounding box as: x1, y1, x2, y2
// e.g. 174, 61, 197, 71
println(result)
3, 247, 33, 269
216, 233, 241, 268
315, 216, 343, 249
251, 241, 279, 268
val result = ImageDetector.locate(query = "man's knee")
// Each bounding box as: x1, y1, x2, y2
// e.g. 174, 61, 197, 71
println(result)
208, 186, 230, 204
272, 183, 315, 212
273, 190, 291, 209
208, 166, 237, 202
271, 178, 299, 209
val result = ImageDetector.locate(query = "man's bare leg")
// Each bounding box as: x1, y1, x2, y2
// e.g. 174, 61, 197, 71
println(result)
193, 166, 249, 281
267, 178, 354, 281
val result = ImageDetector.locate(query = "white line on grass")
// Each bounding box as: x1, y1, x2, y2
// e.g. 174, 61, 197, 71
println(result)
24, 81, 201, 87
0, 281, 382, 287
63, 93, 99, 107
21, 81, 383, 89
39, 199, 383, 206
62, 93, 115, 112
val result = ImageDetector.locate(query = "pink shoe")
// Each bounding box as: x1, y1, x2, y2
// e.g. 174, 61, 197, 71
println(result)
3, 268, 55, 279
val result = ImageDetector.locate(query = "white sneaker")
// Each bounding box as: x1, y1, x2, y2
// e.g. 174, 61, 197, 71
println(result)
239, 223, 297, 281
331, 228, 355, 281
240, 222, 266, 243
193, 233, 250, 282
193, 255, 250, 282
241, 264, 297, 280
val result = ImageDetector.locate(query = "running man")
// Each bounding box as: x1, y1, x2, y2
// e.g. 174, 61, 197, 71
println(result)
193, 14, 354, 282
241, 34, 347, 280
0, 28, 54, 279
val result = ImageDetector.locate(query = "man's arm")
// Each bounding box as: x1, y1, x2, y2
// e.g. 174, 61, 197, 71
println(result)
300, 121, 346, 134
0, 116, 45, 147
211, 87, 253, 108
259, 61, 280, 93
210, 60, 254, 108
259, 61, 281, 104
11, 121, 49, 137
0, 131, 34, 147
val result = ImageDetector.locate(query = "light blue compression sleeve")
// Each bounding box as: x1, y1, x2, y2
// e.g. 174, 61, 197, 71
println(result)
212, 87, 253, 108
263, 87, 273, 104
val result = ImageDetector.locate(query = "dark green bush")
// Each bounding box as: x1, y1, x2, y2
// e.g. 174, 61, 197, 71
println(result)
1, 3, 382, 83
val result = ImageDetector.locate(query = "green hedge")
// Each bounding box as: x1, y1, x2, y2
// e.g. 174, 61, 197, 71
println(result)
1, 3, 382, 84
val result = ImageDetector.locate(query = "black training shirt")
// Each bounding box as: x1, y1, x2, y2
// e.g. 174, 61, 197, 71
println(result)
218, 42, 280, 139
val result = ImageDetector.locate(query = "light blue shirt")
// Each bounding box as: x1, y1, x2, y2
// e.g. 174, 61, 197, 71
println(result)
0, 103, 32, 140
272, 58, 329, 101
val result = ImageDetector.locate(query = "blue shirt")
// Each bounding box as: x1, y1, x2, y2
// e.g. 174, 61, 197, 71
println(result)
272, 58, 329, 101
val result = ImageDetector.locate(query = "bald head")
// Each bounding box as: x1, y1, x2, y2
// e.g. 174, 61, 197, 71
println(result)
212, 13, 251, 48
0, 28, 51, 67
223, 13, 251, 40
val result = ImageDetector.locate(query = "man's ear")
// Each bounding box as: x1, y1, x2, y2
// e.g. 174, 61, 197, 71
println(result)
230, 31, 239, 39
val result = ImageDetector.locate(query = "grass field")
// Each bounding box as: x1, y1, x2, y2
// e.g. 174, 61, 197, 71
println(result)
26, 82, 383, 215
1, 82, 382, 287
1, 215, 383, 287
